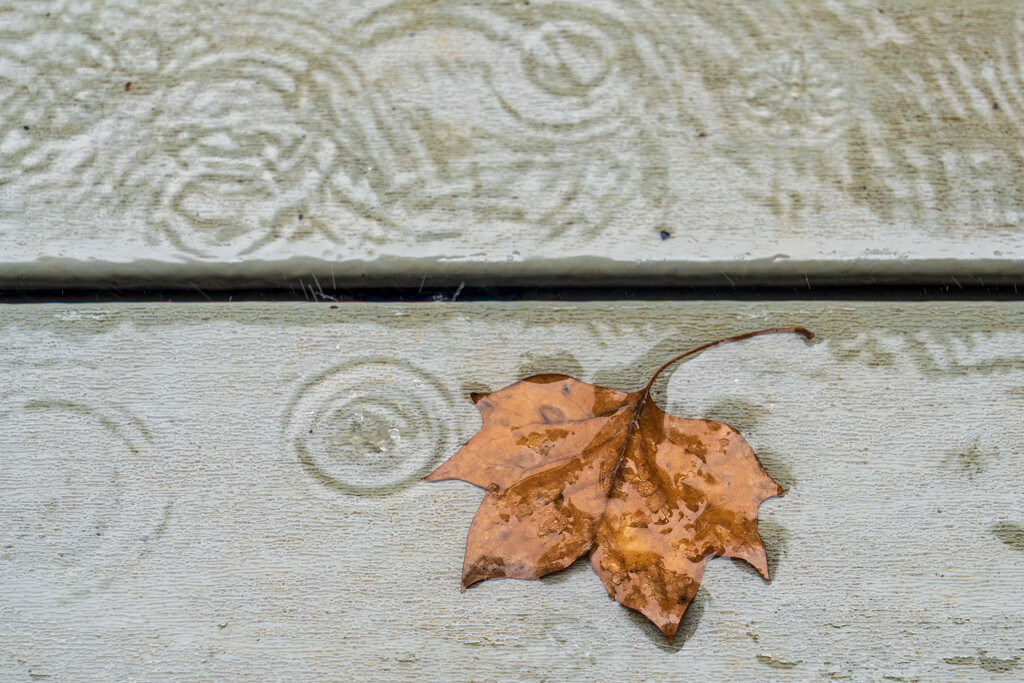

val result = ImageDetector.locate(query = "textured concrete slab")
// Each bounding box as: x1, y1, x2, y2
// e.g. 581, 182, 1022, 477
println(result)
2, 1, 1024, 285
1, 302, 1022, 679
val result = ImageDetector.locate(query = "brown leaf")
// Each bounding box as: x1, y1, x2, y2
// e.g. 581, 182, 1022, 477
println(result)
426, 327, 812, 643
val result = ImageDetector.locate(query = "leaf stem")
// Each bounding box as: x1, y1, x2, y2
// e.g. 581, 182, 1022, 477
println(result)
643, 327, 814, 395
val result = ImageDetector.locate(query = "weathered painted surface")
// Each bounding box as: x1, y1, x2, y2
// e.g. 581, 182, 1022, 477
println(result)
3, 1, 1024, 285
1, 302, 1022, 680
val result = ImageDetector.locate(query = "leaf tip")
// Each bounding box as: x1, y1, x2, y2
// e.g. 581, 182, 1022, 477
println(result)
470, 392, 488, 404
752, 548, 771, 581
423, 462, 450, 482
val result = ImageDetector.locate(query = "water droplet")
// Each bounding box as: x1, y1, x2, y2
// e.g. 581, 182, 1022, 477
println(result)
389, 428, 401, 441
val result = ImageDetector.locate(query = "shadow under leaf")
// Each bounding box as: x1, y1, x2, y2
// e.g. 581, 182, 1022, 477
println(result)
615, 587, 710, 652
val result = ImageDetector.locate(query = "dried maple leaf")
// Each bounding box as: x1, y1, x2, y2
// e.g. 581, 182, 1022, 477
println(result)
426, 327, 813, 643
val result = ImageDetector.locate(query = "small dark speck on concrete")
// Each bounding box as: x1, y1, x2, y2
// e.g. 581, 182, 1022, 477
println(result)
756, 654, 802, 670
697, 132, 707, 138
660, 230, 671, 240
944, 657, 975, 666
993, 101, 1000, 110
943, 652, 1020, 673
125, 82, 131, 91
298, 214, 303, 220
978, 653, 1020, 673
23, 125, 29, 130
991, 522, 1024, 552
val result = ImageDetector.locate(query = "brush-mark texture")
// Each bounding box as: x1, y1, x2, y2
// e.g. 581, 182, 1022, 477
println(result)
427, 328, 810, 643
